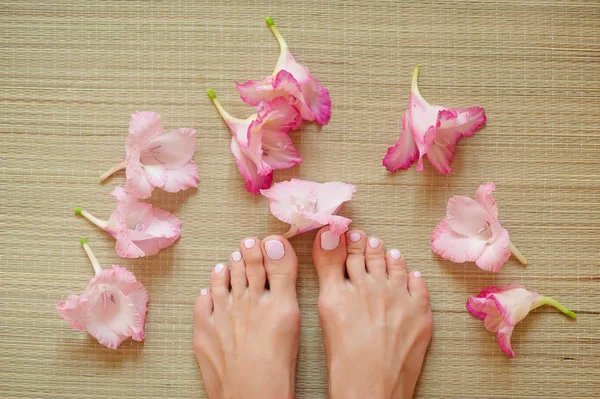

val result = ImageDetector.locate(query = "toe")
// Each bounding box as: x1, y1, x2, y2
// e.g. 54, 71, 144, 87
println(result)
365, 236, 387, 280
210, 263, 230, 308
194, 288, 214, 321
230, 251, 247, 298
408, 271, 430, 305
345, 229, 367, 282
386, 248, 408, 284
261, 235, 298, 297
240, 237, 266, 295
312, 226, 347, 288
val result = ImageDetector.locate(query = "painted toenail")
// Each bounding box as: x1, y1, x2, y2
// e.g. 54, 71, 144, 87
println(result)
265, 240, 285, 260
390, 249, 401, 259
414, 271, 422, 278
214, 264, 225, 273
321, 231, 340, 250
244, 238, 255, 249
200, 289, 208, 296
232, 251, 242, 262
349, 232, 361, 242
368, 237, 380, 248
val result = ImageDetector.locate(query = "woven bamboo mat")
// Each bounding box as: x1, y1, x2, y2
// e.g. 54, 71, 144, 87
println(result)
1, 0, 599, 398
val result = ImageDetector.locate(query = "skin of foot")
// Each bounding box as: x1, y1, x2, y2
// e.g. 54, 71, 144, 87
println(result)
313, 227, 434, 399
193, 235, 301, 399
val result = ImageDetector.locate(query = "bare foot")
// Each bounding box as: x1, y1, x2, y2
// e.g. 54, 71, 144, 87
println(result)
313, 227, 434, 399
193, 236, 301, 399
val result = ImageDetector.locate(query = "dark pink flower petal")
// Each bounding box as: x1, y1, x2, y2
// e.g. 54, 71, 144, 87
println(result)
383, 67, 485, 174
466, 285, 575, 357
383, 111, 420, 172
235, 17, 331, 126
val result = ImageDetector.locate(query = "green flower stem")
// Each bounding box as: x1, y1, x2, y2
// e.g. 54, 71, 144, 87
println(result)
266, 16, 287, 50
541, 296, 577, 319
207, 89, 234, 123
74, 207, 109, 230
80, 238, 103, 276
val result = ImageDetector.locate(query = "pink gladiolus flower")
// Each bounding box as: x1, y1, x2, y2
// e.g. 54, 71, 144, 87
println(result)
99, 111, 199, 199
383, 67, 486, 174
236, 17, 331, 126
57, 239, 149, 349
74, 187, 181, 258
431, 183, 527, 272
260, 179, 356, 238
208, 89, 303, 194
467, 285, 576, 357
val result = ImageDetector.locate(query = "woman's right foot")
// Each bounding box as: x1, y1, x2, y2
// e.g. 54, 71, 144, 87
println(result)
312, 227, 434, 399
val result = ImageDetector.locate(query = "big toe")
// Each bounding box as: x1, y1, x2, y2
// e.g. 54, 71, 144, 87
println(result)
312, 226, 347, 288
261, 235, 298, 297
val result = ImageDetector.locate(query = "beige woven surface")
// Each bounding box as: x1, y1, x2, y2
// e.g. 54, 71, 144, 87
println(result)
1, 0, 599, 398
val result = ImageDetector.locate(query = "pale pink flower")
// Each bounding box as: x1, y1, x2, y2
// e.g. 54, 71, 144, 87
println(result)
99, 111, 199, 199
236, 17, 331, 126
208, 89, 303, 194
467, 285, 576, 357
260, 179, 356, 238
431, 183, 527, 272
75, 187, 181, 258
383, 67, 486, 174
57, 239, 149, 350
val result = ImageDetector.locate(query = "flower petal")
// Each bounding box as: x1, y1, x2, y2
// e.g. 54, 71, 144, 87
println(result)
301, 78, 331, 125
425, 108, 485, 174
124, 154, 155, 199
476, 183, 499, 221
161, 160, 200, 193
262, 129, 303, 170
446, 195, 489, 237
430, 219, 487, 263
126, 111, 164, 151
231, 137, 273, 194
496, 324, 516, 358
140, 128, 196, 169
236, 76, 275, 106
313, 181, 357, 215
56, 295, 86, 331
383, 111, 420, 172
475, 223, 511, 272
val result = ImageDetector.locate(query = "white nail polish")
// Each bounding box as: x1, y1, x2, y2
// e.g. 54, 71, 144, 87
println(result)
244, 239, 255, 249
414, 271, 422, 278
349, 233, 361, 242
232, 251, 242, 262
368, 237, 380, 248
321, 231, 340, 250
200, 289, 208, 296
390, 249, 401, 259
214, 264, 225, 273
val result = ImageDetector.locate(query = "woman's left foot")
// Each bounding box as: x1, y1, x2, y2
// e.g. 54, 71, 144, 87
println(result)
193, 235, 300, 399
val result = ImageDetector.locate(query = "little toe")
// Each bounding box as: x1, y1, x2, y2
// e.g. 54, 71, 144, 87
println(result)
230, 251, 247, 298
194, 288, 214, 321
365, 236, 387, 280
312, 226, 347, 288
261, 235, 298, 297
345, 230, 368, 282
240, 237, 266, 295
386, 248, 408, 284
408, 271, 431, 306
210, 263, 231, 308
